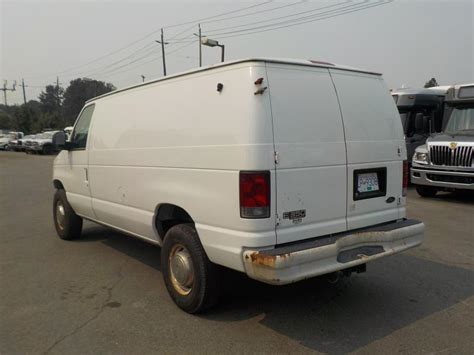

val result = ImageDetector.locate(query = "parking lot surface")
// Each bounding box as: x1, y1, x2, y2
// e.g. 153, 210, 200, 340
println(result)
1, 151, 473, 354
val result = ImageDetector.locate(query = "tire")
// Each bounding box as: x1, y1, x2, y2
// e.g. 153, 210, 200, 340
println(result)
42, 145, 53, 155
53, 189, 83, 240
161, 224, 221, 313
415, 186, 438, 198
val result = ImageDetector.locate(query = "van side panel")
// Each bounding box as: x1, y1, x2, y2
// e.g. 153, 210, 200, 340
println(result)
87, 63, 276, 272
329, 70, 406, 230
266, 64, 348, 244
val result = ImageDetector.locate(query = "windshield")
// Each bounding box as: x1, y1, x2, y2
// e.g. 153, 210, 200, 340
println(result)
0, 133, 15, 139
444, 106, 474, 135
38, 132, 56, 139
399, 112, 409, 132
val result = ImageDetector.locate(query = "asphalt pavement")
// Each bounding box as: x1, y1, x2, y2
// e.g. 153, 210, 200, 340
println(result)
1, 151, 473, 354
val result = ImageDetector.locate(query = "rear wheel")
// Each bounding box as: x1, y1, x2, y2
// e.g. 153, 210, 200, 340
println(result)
415, 186, 438, 198
53, 189, 83, 240
161, 224, 221, 313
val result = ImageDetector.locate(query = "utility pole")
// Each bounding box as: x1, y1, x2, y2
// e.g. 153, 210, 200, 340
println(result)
198, 24, 202, 67
2, 81, 7, 106
155, 29, 169, 77
1, 80, 16, 106
55, 77, 62, 108
20, 79, 27, 104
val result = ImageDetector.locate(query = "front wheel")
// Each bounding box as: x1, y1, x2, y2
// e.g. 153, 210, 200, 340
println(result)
415, 186, 438, 198
42, 145, 54, 155
53, 189, 83, 240
161, 224, 221, 313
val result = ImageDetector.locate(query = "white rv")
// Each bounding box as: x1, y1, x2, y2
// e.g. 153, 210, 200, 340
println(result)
51, 58, 424, 313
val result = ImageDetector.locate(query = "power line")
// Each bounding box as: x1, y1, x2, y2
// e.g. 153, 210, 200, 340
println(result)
210, 0, 393, 40
166, 0, 386, 42
58, 22, 206, 81
198, 0, 307, 27
202, 0, 353, 35
34, 2, 295, 81
158, 0, 310, 44
26, 1, 274, 80
162, 0, 274, 29
18, 0, 393, 90
98, 42, 196, 80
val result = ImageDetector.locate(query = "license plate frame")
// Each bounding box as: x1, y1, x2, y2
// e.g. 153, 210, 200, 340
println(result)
353, 167, 387, 201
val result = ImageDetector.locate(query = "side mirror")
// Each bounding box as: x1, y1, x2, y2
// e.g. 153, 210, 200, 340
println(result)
414, 113, 424, 131
52, 131, 67, 149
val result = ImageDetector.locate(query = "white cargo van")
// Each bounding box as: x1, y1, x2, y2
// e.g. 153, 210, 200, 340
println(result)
51, 58, 424, 313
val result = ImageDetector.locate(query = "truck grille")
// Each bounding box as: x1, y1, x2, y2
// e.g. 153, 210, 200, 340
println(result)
430, 145, 473, 167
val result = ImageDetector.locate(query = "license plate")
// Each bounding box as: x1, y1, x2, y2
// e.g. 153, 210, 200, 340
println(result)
357, 172, 379, 193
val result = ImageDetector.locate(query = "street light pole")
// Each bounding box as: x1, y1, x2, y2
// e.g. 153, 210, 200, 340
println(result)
201, 37, 225, 63
219, 44, 225, 63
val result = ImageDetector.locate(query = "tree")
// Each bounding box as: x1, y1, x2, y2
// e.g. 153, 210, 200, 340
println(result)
15, 100, 42, 134
0, 111, 14, 130
0, 101, 42, 134
62, 78, 115, 125
424, 78, 439, 88
39, 85, 64, 113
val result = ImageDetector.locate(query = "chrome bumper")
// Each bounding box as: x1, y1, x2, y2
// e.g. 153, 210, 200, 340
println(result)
243, 219, 424, 285
411, 166, 474, 190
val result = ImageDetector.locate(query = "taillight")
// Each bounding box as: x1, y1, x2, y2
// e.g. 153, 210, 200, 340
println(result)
402, 160, 408, 196
239, 171, 270, 219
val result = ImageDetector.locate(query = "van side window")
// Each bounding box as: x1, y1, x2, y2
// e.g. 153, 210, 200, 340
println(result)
71, 105, 95, 149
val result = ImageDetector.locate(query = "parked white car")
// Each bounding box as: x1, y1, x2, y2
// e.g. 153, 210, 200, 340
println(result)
25, 131, 59, 154
52, 58, 425, 313
10, 134, 36, 152
0, 131, 24, 150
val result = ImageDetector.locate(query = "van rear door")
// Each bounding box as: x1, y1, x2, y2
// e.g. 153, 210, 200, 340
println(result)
329, 70, 404, 230
266, 63, 348, 245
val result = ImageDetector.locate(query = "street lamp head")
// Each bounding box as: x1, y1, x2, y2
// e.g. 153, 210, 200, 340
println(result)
201, 37, 219, 47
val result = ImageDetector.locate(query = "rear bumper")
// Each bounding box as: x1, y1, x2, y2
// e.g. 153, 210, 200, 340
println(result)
411, 166, 474, 190
242, 219, 424, 285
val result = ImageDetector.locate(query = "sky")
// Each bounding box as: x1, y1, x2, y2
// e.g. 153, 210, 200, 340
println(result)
1, 0, 473, 105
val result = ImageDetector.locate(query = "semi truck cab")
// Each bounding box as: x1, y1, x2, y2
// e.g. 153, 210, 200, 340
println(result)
411, 84, 474, 196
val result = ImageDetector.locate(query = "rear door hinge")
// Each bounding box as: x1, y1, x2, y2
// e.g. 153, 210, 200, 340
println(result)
276, 213, 281, 227
274, 151, 279, 165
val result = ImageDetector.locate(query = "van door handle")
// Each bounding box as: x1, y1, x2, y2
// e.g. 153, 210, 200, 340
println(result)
84, 168, 89, 186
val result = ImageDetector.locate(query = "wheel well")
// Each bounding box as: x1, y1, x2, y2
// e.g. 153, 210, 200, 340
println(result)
53, 179, 64, 190
155, 204, 194, 241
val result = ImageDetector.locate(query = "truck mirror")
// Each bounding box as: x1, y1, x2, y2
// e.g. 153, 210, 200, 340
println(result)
414, 113, 424, 131
52, 131, 67, 149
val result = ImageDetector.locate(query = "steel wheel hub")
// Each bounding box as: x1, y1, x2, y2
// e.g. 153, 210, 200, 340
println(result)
56, 201, 66, 230
169, 244, 194, 295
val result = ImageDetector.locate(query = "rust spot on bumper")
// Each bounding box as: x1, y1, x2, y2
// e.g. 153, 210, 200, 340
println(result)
249, 252, 290, 268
